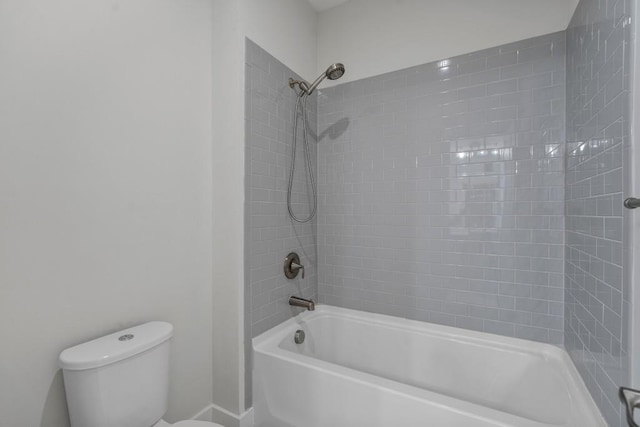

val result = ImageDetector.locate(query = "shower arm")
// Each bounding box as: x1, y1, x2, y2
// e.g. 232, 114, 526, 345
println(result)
288, 78, 309, 95
288, 74, 326, 96
288, 78, 321, 95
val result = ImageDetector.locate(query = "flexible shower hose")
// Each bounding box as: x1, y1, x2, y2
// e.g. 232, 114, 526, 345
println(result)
287, 92, 317, 223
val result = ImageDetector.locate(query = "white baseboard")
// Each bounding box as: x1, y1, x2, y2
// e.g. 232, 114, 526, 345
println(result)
191, 405, 214, 422
238, 408, 254, 427
192, 403, 254, 427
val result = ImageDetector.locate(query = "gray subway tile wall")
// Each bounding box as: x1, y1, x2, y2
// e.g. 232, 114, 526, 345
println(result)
245, 39, 318, 339
316, 32, 567, 345
565, 0, 631, 425
246, 13, 633, 422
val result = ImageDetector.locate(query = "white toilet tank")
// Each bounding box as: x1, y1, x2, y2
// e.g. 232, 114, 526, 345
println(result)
59, 321, 173, 427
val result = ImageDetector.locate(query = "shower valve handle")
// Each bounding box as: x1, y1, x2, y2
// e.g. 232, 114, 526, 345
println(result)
284, 252, 305, 279
291, 262, 305, 279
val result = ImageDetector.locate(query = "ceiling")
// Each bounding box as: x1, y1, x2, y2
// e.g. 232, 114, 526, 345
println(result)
306, 0, 350, 12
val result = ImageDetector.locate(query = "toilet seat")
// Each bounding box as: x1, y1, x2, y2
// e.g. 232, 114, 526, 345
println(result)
173, 421, 224, 427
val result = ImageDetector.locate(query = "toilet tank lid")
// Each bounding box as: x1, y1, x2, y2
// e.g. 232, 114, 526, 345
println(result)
59, 321, 173, 371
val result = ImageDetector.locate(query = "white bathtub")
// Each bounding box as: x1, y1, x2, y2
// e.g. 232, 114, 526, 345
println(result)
252, 305, 605, 427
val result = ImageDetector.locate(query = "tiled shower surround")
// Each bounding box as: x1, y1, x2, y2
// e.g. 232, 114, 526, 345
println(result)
565, 0, 631, 425
245, 39, 317, 339
317, 32, 567, 344
246, 15, 633, 423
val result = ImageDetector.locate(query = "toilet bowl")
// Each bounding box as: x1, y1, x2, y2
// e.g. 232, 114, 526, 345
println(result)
59, 321, 225, 427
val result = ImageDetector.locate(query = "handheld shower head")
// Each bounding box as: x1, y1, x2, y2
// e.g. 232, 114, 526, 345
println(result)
326, 63, 345, 80
303, 63, 345, 95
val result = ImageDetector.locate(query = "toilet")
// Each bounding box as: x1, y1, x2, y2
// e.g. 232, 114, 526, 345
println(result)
59, 321, 224, 427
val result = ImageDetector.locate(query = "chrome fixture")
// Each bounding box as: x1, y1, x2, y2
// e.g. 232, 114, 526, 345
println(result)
624, 197, 640, 209
620, 386, 640, 426
289, 295, 315, 311
289, 63, 345, 96
294, 329, 306, 344
284, 252, 305, 279
287, 63, 345, 223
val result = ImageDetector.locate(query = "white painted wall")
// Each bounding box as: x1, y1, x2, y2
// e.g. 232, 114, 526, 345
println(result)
0, 1, 214, 426
568, 0, 581, 20
211, 0, 246, 417
318, 0, 579, 85
245, 0, 318, 80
